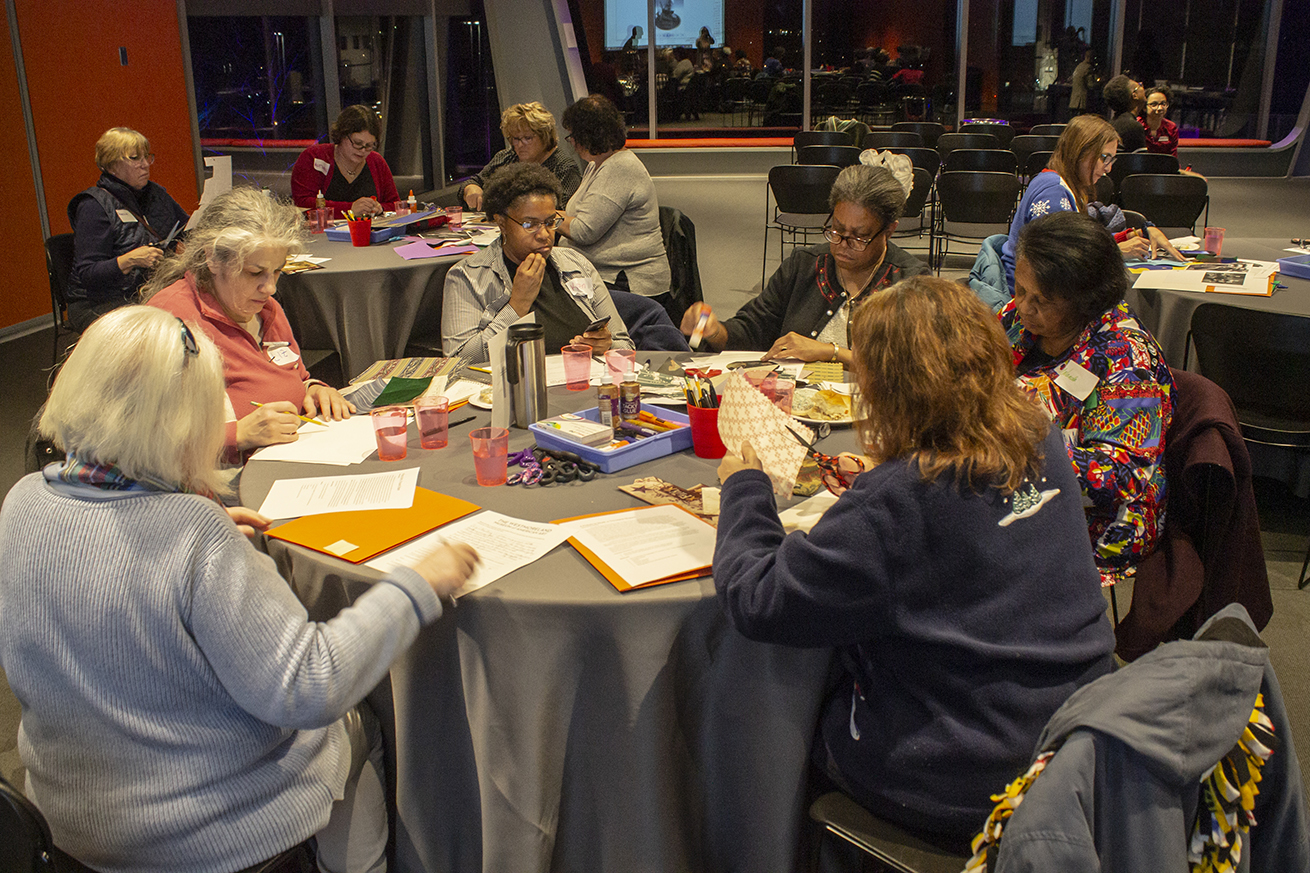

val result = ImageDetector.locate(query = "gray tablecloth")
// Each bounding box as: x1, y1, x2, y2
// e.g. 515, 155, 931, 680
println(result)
1124, 237, 1310, 367
1125, 238, 1310, 495
240, 369, 843, 873
277, 235, 460, 380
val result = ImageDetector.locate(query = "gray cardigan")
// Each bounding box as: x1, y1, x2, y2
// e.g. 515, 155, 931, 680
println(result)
562, 149, 671, 298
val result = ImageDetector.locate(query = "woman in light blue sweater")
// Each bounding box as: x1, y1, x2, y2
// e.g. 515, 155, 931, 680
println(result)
0, 306, 478, 873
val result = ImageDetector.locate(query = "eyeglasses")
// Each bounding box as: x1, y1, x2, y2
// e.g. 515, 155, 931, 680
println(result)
348, 136, 378, 152
1098, 152, 1118, 166
507, 214, 564, 233
1146, 101, 1169, 109
510, 134, 539, 145
125, 153, 156, 166
823, 221, 885, 252
176, 318, 199, 361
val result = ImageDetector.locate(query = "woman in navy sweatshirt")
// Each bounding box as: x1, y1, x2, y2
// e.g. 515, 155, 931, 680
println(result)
714, 275, 1116, 853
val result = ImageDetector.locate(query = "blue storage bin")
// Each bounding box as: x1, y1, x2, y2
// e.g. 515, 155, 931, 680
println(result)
530, 407, 693, 473
1277, 254, 1310, 281
325, 224, 399, 244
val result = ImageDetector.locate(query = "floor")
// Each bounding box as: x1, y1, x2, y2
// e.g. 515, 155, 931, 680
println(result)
4, 173, 1310, 824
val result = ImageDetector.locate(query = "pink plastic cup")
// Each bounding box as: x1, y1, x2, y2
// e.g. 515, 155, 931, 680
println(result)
1203, 227, 1225, 256
469, 427, 509, 486
370, 406, 409, 461
605, 348, 636, 385
414, 396, 449, 449
562, 344, 593, 391
308, 208, 329, 233
446, 206, 463, 227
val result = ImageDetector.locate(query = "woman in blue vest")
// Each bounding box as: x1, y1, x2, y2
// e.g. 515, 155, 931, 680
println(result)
66, 127, 189, 332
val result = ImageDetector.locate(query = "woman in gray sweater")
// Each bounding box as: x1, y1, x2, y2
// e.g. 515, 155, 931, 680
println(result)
0, 305, 478, 873
556, 94, 673, 316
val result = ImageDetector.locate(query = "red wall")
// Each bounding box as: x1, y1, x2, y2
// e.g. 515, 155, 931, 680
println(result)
0, 22, 50, 327
6, 1, 197, 330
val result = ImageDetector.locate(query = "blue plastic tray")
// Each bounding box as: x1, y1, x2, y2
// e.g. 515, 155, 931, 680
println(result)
530, 406, 693, 473
1277, 254, 1310, 281
325, 224, 399, 244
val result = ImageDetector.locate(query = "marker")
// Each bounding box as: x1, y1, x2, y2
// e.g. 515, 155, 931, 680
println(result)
250, 400, 327, 426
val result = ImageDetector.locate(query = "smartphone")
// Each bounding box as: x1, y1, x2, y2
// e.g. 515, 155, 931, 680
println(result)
584, 315, 611, 333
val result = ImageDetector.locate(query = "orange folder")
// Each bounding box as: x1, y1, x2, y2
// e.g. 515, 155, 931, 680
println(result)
267, 487, 480, 563
553, 505, 713, 593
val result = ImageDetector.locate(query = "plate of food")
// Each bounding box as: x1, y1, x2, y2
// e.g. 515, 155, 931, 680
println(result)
791, 386, 855, 426
468, 386, 494, 410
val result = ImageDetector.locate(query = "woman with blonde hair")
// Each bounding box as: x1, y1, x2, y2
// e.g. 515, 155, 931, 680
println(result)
460, 101, 581, 211
146, 187, 354, 461
0, 304, 478, 873
997, 114, 1183, 293
67, 127, 190, 331
713, 275, 1114, 853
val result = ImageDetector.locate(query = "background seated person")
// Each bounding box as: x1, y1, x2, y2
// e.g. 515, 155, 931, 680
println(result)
442, 163, 633, 365
291, 104, 398, 218
1002, 211, 1174, 587
460, 102, 582, 212
67, 127, 190, 332
1103, 74, 1147, 153
997, 115, 1184, 296
714, 276, 1115, 853
1140, 86, 1179, 156
0, 304, 479, 873
679, 163, 928, 366
146, 187, 354, 462
556, 95, 674, 319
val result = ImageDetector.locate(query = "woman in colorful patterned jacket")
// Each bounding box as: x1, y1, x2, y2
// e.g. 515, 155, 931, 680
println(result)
1001, 211, 1174, 586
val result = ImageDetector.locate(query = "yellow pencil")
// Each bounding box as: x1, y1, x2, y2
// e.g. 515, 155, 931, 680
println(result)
249, 401, 327, 426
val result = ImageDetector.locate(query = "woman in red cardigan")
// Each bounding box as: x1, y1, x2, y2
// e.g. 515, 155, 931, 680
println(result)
291, 105, 399, 218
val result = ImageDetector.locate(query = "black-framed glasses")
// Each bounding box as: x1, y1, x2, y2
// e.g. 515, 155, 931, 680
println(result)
823, 220, 885, 252
1098, 152, 1118, 166
348, 136, 378, 152
509, 134, 539, 145
1146, 101, 1169, 109
177, 318, 199, 361
507, 214, 564, 233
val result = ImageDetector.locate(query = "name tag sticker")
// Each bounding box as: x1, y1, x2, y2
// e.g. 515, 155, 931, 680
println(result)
564, 277, 592, 299
267, 346, 301, 366
314, 158, 331, 175
1054, 360, 1098, 401
115, 209, 138, 223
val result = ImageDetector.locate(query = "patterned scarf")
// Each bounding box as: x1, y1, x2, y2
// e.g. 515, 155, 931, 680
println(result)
46, 456, 182, 494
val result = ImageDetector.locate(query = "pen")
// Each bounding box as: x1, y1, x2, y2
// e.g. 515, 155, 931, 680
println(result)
449, 415, 477, 428
250, 401, 326, 426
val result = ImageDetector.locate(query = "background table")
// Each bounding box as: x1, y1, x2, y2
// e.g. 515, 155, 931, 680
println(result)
1125, 238, 1310, 495
240, 367, 845, 873
278, 235, 461, 380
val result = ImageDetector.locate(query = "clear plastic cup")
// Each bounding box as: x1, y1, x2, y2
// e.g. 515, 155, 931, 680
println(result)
370, 406, 409, 461
605, 348, 636, 385
469, 427, 509, 485
414, 396, 449, 449
562, 344, 593, 391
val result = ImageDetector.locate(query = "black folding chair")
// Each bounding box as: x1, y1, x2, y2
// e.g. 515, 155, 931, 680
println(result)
1108, 152, 1179, 201
44, 233, 77, 365
1024, 150, 1054, 180
894, 166, 935, 250
893, 120, 946, 149
796, 145, 862, 168
960, 121, 1015, 147
1030, 123, 1067, 136
886, 146, 941, 177
793, 130, 852, 161
1011, 135, 1061, 179
862, 131, 924, 149
932, 171, 1020, 272
763, 164, 841, 286
1119, 173, 1209, 232
935, 132, 1000, 161
943, 148, 1017, 174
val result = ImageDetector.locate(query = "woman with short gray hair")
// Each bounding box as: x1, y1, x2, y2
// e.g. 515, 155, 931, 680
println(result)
0, 304, 479, 873
679, 163, 929, 365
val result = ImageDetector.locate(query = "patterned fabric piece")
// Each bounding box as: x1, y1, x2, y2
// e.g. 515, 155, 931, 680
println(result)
1189, 694, 1277, 873
963, 750, 1055, 873
1001, 299, 1174, 586
716, 373, 811, 496
46, 456, 180, 493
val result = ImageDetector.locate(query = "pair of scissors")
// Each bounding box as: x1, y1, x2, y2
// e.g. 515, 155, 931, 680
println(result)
535, 448, 599, 485
507, 448, 543, 486
785, 424, 864, 495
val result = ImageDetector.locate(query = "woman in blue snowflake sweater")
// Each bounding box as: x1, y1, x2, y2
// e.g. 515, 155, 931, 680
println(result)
999, 115, 1184, 293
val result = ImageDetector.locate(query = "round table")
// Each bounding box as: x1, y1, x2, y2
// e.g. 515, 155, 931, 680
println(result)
277, 234, 465, 380
240, 362, 846, 873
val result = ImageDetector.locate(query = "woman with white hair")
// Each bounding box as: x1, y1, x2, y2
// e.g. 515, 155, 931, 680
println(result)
67, 127, 190, 331
146, 186, 354, 460
0, 305, 479, 873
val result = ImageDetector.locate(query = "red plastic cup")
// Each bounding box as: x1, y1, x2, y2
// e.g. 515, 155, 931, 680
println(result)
348, 217, 373, 247
414, 396, 449, 449
370, 406, 409, 461
562, 344, 593, 391
687, 404, 726, 459
469, 427, 509, 485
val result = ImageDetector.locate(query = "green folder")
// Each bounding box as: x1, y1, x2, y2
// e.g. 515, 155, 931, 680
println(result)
371, 376, 433, 407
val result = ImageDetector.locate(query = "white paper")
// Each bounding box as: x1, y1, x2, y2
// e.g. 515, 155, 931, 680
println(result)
1168, 235, 1204, 250
558, 505, 716, 588
249, 414, 383, 465
778, 489, 840, 533
688, 351, 803, 378
287, 254, 332, 265
1132, 259, 1277, 294
187, 155, 233, 230
366, 510, 571, 597
257, 467, 420, 520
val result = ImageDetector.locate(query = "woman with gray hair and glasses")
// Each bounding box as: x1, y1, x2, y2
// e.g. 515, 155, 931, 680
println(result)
0, 304, 479, 873
679, 163, 928, 365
